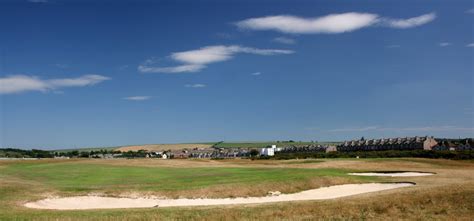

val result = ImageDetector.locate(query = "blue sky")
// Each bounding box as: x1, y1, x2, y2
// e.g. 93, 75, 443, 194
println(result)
0, 0, 473, 149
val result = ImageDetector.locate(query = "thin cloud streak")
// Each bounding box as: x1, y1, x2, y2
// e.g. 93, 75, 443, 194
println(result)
123, 96, 151, 101
381, 12, 436, 28
138, 45, 293, 73
185, 84, 206, 88
236, 13, 378, 34
0, 75, 110, 94
236, 12, 435, 34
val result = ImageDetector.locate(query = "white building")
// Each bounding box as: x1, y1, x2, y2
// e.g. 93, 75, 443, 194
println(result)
260, 145, 277, 156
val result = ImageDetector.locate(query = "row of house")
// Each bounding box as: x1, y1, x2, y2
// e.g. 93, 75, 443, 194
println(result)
109, 137, 473, 159
259, 144, 338, 156
147, 148, 252, 159
337, 136, 439, 151
189, 150, 249, 158
278, 144, 329, 153
433, 138, 473, 151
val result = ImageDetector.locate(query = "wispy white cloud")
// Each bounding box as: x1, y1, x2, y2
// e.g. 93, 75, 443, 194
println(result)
381, 12, 436, 29
0, 75, 110, 94
251, 72, 262, 76
48, 75, 109, 87
236, 13, 378, 34
139, 63, 205, 73
138, 45, 293, 74
466, 43, 474, 47
0, 75, 48, 94
171, 45, 293, 63
466, 8, 474, 14
185, 84, 206, 88
235, 12, 435, 34
439, 42, 452, 47
123, 96, 151, 101
328, 126, 474, 133
273, 37, 296, 44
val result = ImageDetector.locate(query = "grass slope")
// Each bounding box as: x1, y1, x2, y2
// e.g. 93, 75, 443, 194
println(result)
53, 146, 119, 153
51, 141, 342, 152
212, 141, 340, 149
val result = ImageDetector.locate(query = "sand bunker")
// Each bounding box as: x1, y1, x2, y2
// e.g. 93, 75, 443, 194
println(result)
349, 172, 434, 177
24, 183, 414, 210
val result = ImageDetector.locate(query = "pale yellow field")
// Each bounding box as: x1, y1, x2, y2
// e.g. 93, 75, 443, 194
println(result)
115, 143, 213, 152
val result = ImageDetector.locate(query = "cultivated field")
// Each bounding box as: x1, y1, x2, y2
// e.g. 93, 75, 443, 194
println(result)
52, 141, 340, 153
113, 141, 331, 152
115, 143, 213, 152
0, 158, 473, 220
212, 141, 339, 149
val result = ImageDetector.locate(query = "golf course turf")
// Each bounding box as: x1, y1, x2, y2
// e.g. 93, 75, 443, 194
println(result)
0, 158, 472, 220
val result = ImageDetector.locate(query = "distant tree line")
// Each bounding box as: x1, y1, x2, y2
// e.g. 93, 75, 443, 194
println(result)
119, 150, 149, 158
54, 149, 121, 158
0, 148, 126, 158
0, 148, 54, 158
211, 141, 224, 148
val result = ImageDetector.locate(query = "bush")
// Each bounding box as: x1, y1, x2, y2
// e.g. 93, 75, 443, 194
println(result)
249, 149, 259, 157
0, 148, 54, 158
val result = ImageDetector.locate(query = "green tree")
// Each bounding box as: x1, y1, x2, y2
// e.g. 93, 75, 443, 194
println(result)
249, 149, 259, 157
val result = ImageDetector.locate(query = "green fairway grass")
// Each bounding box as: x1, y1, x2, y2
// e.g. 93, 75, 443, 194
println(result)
0, 158, 472, 220
1, 161, 358, 193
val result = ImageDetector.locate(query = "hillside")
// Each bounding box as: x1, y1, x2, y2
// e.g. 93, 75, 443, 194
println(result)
115, 143, 213, 152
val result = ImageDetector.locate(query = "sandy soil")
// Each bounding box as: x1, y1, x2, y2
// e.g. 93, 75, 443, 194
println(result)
24, 183, 414, 210
349, 172, 434, 177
